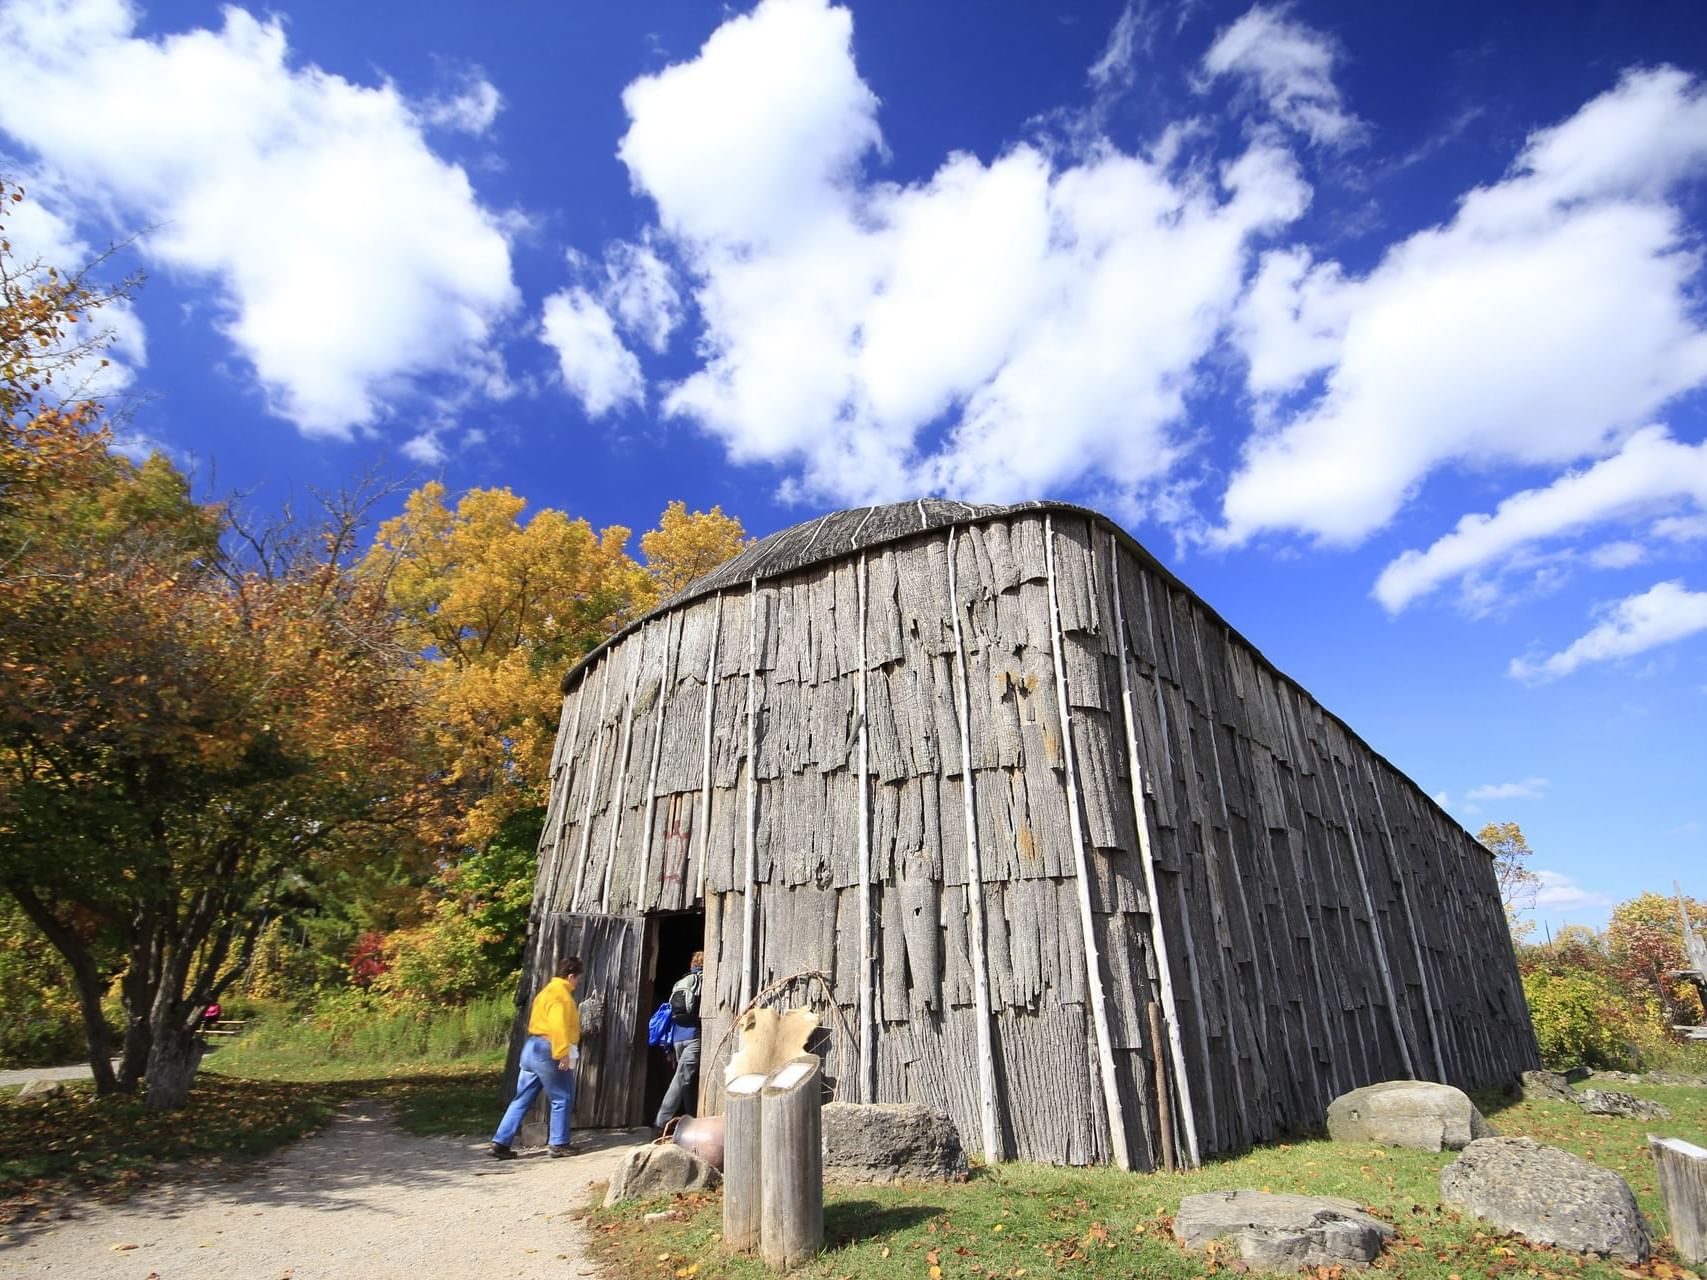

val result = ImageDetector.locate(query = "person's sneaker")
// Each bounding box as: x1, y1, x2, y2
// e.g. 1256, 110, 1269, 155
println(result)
547, 1144, 576, 1158
490, 1142, 517, 1160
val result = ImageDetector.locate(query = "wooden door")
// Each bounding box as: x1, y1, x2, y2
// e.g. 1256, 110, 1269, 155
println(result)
506, 912, 647, 1129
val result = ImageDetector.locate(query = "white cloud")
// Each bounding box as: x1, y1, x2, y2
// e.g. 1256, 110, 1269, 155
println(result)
0, 0, 518, 438
421, 69, 503, 136
1655, 513, 1707, 542
1531, 870, 1614, 912
540, 287, 644, 418
595, 239, 682, 354
1431, 789, 1450, 808
1089, 3, 1147, 93
1222, 67, 1707, 547
1374, 425, 1707, 611
1465, 777, 1550, 803
400, 430, 447, 466
1200, 5, 1364, 147
1509, 579, 1707, 682
598, 0, 1308, 507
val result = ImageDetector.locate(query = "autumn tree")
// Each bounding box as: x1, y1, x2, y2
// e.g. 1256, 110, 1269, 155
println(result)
640, 499, 751, 599
1606, 890, 1707, 1028
1477, 821, 1540, 939
362, 483, 655, 848
0, 181, 426, 1107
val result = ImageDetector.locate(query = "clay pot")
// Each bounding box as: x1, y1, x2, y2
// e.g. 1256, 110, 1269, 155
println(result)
669, 1114, 725, 1171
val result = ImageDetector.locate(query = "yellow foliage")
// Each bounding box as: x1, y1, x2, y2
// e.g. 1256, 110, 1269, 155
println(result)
639, 500, 752, 599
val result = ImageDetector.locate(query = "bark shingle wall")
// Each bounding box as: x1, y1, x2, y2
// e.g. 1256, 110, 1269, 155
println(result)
526, 504, 1537, 1169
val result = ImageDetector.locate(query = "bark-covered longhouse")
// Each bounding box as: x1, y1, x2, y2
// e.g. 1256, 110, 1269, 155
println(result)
516, 499, 1538, 1170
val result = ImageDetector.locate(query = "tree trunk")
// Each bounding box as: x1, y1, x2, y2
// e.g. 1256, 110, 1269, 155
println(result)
6, 885, 121, 1094
144, 1020, 204, 1111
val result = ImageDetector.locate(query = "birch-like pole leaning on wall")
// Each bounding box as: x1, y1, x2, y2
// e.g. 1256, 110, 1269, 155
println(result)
945, 526, 1004, 1162
1043, 514, 1131, 1171
1110, 536, 1201, 1168
600, 632, 645, 913
855, 553, 875, 1103
741, 577, 761, 1012
569, 655, 613, 912
636, 612, 679, 907
695, 596, 722, 905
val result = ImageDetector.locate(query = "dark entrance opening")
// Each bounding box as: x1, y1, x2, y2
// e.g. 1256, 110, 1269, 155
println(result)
640, 909, 705, 1127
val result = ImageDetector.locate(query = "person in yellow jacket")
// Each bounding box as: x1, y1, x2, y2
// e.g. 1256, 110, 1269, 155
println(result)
491, 955, 582, 1159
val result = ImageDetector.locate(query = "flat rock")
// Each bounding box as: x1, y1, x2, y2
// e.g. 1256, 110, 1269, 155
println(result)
603, 1143, 720, 1206
1439, 1137, 1650, 1262
1175, 1191, 1394, 1271
1326, 1081, 1493, 1152
1576, 1089, 1671, 1119
821, 1102, 969, 1184
15, 1079, 66, 1099
1518, 1070, 1577, 1103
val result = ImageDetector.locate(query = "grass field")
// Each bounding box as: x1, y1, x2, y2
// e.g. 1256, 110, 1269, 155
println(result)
585, 1081, 1707, 1280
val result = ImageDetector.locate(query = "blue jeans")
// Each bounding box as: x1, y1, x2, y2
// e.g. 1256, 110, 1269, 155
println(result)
494, 1035, 575, 1148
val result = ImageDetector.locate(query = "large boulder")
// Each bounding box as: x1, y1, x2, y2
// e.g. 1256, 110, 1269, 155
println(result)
1576, 1089, 1671, 1120
1439, 1137, 1650, 1262
821, 1102, 968, 1184
1517, 1070, 1577, 1104
603, 1143, 721, 1206
1175, 1191, 1394, 1271
1326, 1081, 1492, 1152
15, 1079, 66, 1100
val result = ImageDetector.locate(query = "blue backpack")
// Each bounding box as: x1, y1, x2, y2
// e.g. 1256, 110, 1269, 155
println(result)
647, 1001, 676, 1047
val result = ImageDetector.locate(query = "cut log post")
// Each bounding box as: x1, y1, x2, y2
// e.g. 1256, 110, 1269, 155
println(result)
724, 1071, 768, 1255
1651, 1135, 1707, 1264
760, 1054, 824, 1272
1148, 1001, 1176, 1172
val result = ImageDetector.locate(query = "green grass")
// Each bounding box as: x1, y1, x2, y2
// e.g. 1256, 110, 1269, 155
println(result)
586, 1080, 1707, 1280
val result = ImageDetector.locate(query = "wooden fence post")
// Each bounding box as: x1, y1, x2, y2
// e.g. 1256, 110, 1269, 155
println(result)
723, 1071, 768, 1254
760, 1054, 824, 1272
1650, 1135, 1707, 1264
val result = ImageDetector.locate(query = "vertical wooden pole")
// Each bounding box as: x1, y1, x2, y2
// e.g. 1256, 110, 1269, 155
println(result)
1138, 572, 1218, 1151
1043, 514, 1131, 1171
1651, 1135, 1707, 1264
600, 634, 645, 913
570, 655, 613, 912
760, 1055, 824, 1272
1330, 757, 1416, 1079
1111, 541, 1201, 1167
723, 1071, 767, 1255
945, 527, 1004, 1164
694, 596, 722, 906
855, 554, 874, 1103
1364, 759, 1447, 1082
741, 578, 761, 1012
542, 679, 585, 910
636, 613, 679, 909
1148, 1001, 1176, 1172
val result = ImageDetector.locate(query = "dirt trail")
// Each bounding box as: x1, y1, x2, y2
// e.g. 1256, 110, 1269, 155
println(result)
0, 1100, 645, 1279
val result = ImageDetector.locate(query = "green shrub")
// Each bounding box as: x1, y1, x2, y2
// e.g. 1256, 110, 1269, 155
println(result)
0, 902, 85, 1068
1523, 968, 1640, 1071
220, 988, 514, 1066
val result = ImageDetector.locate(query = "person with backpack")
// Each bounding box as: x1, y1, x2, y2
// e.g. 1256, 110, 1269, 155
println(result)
653, 950, 702, 1135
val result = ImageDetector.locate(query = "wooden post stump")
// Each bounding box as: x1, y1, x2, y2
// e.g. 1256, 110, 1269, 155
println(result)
1651, 1135, 1707, 1264
760, 1054, 823, 1272
723, 1072, 768, 1254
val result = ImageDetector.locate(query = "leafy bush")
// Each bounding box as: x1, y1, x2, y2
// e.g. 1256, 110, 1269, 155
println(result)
223, 988, 514, 1065
0, 902, 85, 1067
372, 899, 508, 1006
1522, 968, 1639, 1071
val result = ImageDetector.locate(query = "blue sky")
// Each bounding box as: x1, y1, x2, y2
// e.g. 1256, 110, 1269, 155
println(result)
3, 0, 1704, 933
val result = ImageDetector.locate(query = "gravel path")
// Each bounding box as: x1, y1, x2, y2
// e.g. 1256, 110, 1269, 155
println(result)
0, 1063, 116, 1088
0, 1100, 647, 1279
